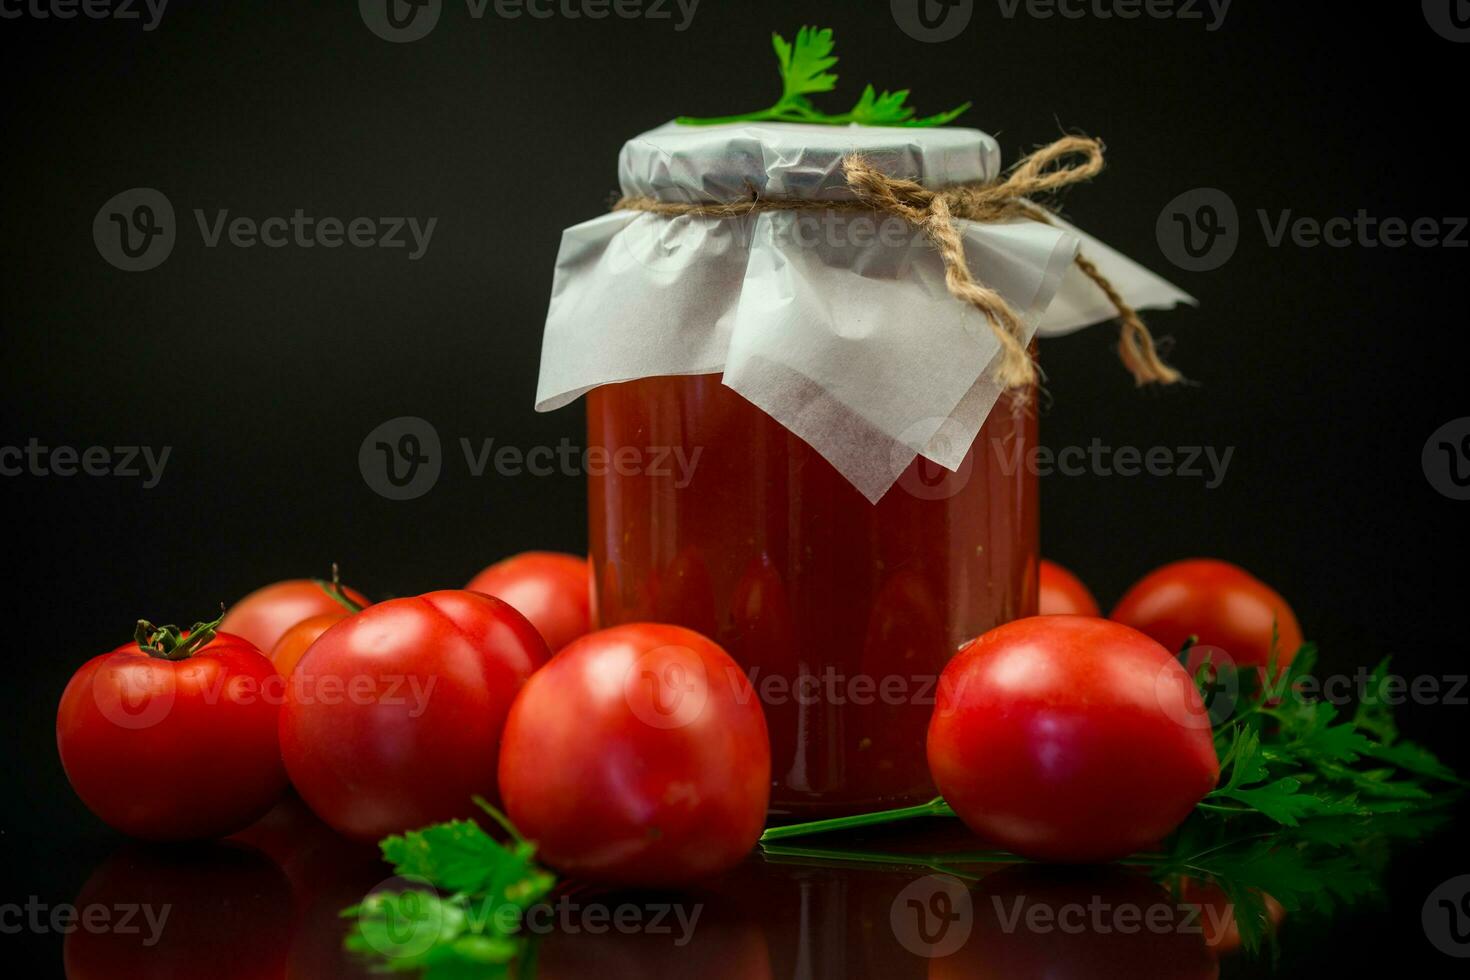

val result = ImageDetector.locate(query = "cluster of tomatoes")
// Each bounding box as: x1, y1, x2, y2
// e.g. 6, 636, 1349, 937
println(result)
55, 553, 770, 887
56, 550, 1300, 884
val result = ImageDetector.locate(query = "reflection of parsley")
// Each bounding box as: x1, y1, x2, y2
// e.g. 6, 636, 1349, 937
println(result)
677, 26, 970, 128
342, 798, 555, 979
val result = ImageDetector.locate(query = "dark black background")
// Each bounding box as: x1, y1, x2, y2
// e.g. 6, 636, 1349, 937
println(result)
3, 1, 1467, 975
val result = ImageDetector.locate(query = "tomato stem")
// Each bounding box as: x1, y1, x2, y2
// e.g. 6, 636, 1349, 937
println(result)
759, 796, 956, 842
135, 606, 226, 661
315, 562, 366, 614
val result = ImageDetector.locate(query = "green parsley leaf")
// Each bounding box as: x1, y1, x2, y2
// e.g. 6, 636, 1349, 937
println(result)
343, 802, 556, 978
677, 26, 970, 128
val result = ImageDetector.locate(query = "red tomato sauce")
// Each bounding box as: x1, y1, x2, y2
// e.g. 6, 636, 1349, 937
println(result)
587, 374, 1038, 816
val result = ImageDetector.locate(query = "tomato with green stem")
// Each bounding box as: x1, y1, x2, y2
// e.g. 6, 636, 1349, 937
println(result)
57, 613, 289, 840
221, 566, 369, 654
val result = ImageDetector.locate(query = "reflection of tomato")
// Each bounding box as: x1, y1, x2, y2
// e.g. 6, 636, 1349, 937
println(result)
64, 842, 292, 980
268, 612, 349, 678
57, 623, 288, 840
234, 796, 386, 979
222, 577, 369, 653
1039, 559, 1100, 616
928, 616, 1219, 863
467, 551, 591, 652
280, 590, 548, 842
930, 865, 1217, 979
1111, 559, 1302, 668
1177, 878, 1285, 954
499, 624, 770, 886
537, 892, 771, 980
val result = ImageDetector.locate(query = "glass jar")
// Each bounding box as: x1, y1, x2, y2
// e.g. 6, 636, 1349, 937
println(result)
587, 373, 1038, 817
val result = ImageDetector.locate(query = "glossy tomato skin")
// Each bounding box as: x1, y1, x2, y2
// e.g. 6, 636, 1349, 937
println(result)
1038, 559, 1101, 617
268, 611, 349, 679
928, 616, 1219, 863
57, 632, 288, 840
279, 590, 549, 842
466, 551, 591, 653
498, 623, 770, 887
1110, 559, 1303, 668
222, 578, 369, 654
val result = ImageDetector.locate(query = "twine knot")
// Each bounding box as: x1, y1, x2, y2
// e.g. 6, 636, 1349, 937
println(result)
614, 135, 1181, 390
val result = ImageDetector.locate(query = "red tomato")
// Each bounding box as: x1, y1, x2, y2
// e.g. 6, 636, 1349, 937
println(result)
279, 590, 549, 842
498, 623, 770, 886
222, 576, 369, 654
1110, 559, 1303, 668
466, 551, 590, 653
1038, 559, 1101, 617
57, 621, 288, 840
268, 611, 349, 679
928, 616, 1219, 863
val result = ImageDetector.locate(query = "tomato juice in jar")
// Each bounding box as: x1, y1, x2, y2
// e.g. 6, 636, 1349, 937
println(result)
587, 374, 1038, 817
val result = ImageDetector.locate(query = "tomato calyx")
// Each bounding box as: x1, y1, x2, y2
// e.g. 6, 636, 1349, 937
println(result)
312, 562, 366, 614
134, 608, 225, 661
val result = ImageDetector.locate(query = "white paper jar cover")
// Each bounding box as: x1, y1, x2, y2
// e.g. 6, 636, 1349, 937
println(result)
536, 121, 1194, 502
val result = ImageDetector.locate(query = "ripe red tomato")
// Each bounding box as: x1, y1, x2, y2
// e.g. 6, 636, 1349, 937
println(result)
57, 619, 289, 840
928, 616, 1219, 863
268, 611, 349, 679
279, 590, 549, 842
1038, 559, 1100, 616
498, 623, 770, 886
1110, 558, 1303, 669
222, 575, 369, 654
466, 550, 590, 653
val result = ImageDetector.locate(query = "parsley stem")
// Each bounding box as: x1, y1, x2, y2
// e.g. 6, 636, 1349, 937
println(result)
1195, 802, 1255, 814
760, 797, 955, 842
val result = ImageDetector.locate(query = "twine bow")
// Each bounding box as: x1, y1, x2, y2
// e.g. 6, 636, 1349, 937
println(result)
613, 135, 1181, 390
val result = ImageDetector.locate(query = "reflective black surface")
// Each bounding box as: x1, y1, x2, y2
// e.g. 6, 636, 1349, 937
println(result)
10, 795, 1470, 977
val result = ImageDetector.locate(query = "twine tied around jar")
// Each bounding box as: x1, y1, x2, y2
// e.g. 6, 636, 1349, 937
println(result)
613, 135, 1181, 390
